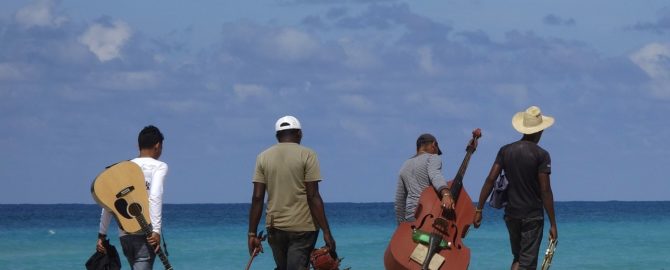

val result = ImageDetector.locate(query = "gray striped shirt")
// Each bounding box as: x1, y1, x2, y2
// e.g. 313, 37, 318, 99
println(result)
394, 153, 448, 224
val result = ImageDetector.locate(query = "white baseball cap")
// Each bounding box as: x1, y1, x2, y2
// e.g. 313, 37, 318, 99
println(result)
275, 115, 302, 131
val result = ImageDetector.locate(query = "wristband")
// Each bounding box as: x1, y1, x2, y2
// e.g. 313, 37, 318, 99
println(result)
98, 233, 107, 239
248, 232, 256, 237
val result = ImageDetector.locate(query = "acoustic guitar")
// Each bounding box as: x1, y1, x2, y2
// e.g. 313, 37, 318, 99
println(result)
91, 161, 174, 270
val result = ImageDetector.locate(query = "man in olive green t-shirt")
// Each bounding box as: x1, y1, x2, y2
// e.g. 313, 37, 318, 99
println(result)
248, 115, 337, 270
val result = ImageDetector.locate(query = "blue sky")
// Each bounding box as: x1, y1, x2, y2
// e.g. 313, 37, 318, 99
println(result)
1, 0, 669, 203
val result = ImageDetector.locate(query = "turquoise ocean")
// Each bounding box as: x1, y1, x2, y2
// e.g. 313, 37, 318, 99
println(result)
1, 202, 669, 269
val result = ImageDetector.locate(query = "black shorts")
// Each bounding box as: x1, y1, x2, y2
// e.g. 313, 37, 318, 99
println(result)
504, 215, 544, 270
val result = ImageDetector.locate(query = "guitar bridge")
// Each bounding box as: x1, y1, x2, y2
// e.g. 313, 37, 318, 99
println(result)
432, 217, 449, 234
115, 186, 135, 198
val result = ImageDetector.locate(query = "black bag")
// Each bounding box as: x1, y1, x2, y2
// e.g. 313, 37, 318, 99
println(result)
85, 239, 121, 270
488, 173, 508, 209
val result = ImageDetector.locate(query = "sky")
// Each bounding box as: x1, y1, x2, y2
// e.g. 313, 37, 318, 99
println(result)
1, 0, 669, 203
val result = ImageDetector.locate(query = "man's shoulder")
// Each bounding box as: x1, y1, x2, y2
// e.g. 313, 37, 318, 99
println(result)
400, 153, 436, 169
131, 157, 167, 167
280, 143, 317, 153
505, 141, 549, 156
259, 143, 317, 156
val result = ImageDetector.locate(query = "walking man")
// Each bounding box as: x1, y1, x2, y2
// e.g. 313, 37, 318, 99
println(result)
96, 125, 168, 270
395, 133, 455, 224
473, 106, 558, 270
248, 115, 337, 270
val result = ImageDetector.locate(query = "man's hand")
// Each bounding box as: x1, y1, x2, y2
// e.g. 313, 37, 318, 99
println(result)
324, 231, 336, 255
441, 191, 455, 210
96, 238, 107, 253
549, 225, 558, 240
147, 232, 161, 252
473, 211, 483, 228
248, 234, 263, 256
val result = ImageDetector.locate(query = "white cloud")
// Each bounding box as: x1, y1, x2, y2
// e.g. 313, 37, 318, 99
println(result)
156, 100, 208, 113
338, 94, 376, 112
96, 71, 159, 90
418, 46, 440, 75
0, 63, 31, 81
406, 92, 472, 118
493, 83, 529, 105
630, 42, 670, 99
15, 0, 67, 28
338, 118, 375, 142
272, 28, 318, 61
79, 20, 132, 62
233, 83, 271, 100
339, 37, 380, 70
630, 43, 670, 78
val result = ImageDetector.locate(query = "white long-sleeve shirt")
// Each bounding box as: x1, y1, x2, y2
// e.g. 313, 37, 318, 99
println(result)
98, 157, 168, 235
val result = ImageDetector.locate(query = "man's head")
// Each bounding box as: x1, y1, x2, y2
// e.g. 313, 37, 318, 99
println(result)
416, 133, 442, 155
512, 106, 554, 142
512, 106, 554, 134
275, 115, 302, 143
138, 125, 164, 158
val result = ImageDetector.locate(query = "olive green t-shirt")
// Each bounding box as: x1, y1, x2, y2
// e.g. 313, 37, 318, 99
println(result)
253, 142, 321, 231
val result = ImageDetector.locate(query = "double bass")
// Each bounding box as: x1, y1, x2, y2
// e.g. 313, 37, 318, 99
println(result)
384, 129, 481, 270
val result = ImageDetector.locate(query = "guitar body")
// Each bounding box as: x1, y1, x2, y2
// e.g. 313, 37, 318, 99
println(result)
91, 161, 174, 270
384, 184, 474, 270
91, 161, 150, 234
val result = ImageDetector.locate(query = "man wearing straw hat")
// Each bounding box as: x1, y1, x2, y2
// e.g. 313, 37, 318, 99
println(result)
473, 106, 558, 270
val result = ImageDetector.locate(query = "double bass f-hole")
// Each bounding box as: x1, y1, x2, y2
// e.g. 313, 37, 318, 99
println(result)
412, 214, 434, 231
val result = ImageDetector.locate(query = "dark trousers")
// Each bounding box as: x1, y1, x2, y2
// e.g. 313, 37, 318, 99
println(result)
267, 228, 319, 270
120, 234, 156, 270
505, 215, 544, 270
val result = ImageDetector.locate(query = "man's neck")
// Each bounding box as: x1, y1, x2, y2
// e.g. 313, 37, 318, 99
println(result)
520, 135, 540, 144
138, 150, 157, 159
278, 138, 300, 144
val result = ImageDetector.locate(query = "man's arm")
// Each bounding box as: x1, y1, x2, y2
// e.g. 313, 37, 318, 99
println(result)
248, 182, 266, 256
473, 163, 502, 228
427, 155, 455, 209
306, 181, 336, 254
147, 163, 168, 249
95, 208, 113, 253
394, 176, 407, 224
538, 173, 558, 240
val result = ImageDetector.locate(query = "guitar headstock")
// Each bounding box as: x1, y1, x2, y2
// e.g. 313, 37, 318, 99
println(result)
472, 128, 482, 139
467, 128, 482, 152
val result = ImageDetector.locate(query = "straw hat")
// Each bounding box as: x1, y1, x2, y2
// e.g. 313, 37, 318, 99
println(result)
512, 106, 555, 134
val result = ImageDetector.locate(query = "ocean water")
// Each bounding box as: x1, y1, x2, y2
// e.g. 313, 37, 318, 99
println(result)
1, 202, 669, 269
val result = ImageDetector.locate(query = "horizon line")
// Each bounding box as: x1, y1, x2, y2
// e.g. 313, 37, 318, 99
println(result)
1, 200, 668, 205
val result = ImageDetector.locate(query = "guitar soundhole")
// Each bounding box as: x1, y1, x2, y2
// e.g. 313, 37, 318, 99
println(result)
114, 199, 132, 219
128, 203, 143, 217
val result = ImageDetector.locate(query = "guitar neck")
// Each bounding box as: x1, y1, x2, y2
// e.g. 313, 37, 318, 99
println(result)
449, 145, 476, 202
134, 214, 174, 270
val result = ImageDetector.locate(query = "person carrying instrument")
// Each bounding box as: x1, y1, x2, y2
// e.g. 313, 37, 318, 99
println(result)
248, 116, 337, 270
473, 106, 558, 270
395, 133, 455, 224
95, 125, 168, 270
